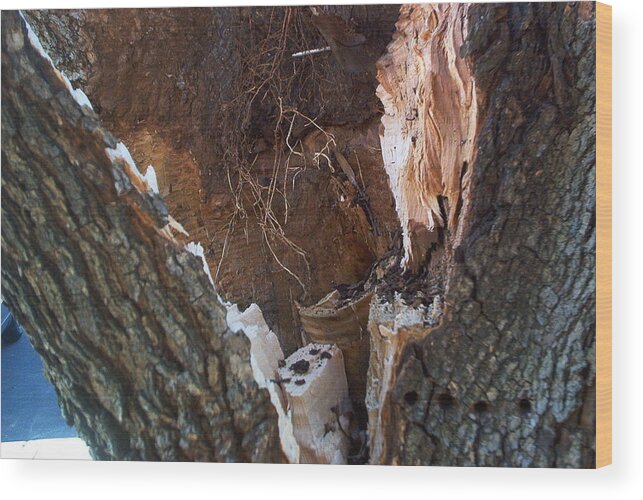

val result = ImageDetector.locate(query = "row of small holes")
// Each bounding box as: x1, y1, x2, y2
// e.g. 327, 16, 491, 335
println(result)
403, 391, 533, 414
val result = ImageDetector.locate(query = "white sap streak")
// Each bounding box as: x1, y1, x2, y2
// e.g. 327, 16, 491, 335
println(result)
20, 12, 94, 111
185, 242, 215, 288
167, 215, 189, 236
105, 142, 140, 175
144, 165, 159, 194
226, 304, 300, 463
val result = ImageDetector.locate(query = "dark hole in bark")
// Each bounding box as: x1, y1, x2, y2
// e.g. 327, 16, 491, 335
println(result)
437, 392, 455, 410
472, 400, 489, 414
580, 364, 591, 379
518, 397, 532, 413
404, 391, 419, 406
290, 359, 310, 374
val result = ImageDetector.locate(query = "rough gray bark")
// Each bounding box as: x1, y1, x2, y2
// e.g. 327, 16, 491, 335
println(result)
376, 2, 596, 467
1, 11, 285, 463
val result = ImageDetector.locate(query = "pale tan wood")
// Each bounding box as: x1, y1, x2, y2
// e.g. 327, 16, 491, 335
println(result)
277, 343, 350, 464
365, 294, 442, 464
376, 3, 477, 270
298, 290, 373, 423
596, 1, 612, 469
226, 303, 300, 463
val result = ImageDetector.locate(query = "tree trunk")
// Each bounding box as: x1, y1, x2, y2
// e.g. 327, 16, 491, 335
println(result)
369, 3, 596, 467
1, 3, 597, 468
1, 11, 285, 463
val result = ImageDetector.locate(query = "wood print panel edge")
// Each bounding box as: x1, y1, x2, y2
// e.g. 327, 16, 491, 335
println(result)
596, 0, 612, 469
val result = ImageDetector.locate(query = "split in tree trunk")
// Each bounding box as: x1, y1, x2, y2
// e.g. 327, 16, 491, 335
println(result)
2, 3, 598, 467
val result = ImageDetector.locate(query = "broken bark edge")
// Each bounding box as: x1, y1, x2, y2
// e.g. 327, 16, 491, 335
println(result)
365, 293, 441, 464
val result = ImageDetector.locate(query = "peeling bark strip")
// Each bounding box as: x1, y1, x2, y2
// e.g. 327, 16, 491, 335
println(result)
370, 2, 596, 467
1, 12, 285, 462
377, 4, 478, 270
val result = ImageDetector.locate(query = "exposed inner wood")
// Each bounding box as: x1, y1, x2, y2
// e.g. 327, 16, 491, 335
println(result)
277, 343, 350, 464
298, 290, 373, 428
226, 303, 299, 463
23, 7, 402, 356
366, 294, 441, 464
377, 4, 478, 270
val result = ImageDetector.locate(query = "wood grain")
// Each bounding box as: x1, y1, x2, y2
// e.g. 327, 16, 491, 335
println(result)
596, 1, 612, 469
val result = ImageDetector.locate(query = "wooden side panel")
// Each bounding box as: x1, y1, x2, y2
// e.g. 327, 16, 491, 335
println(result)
596, 1, 612, 469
